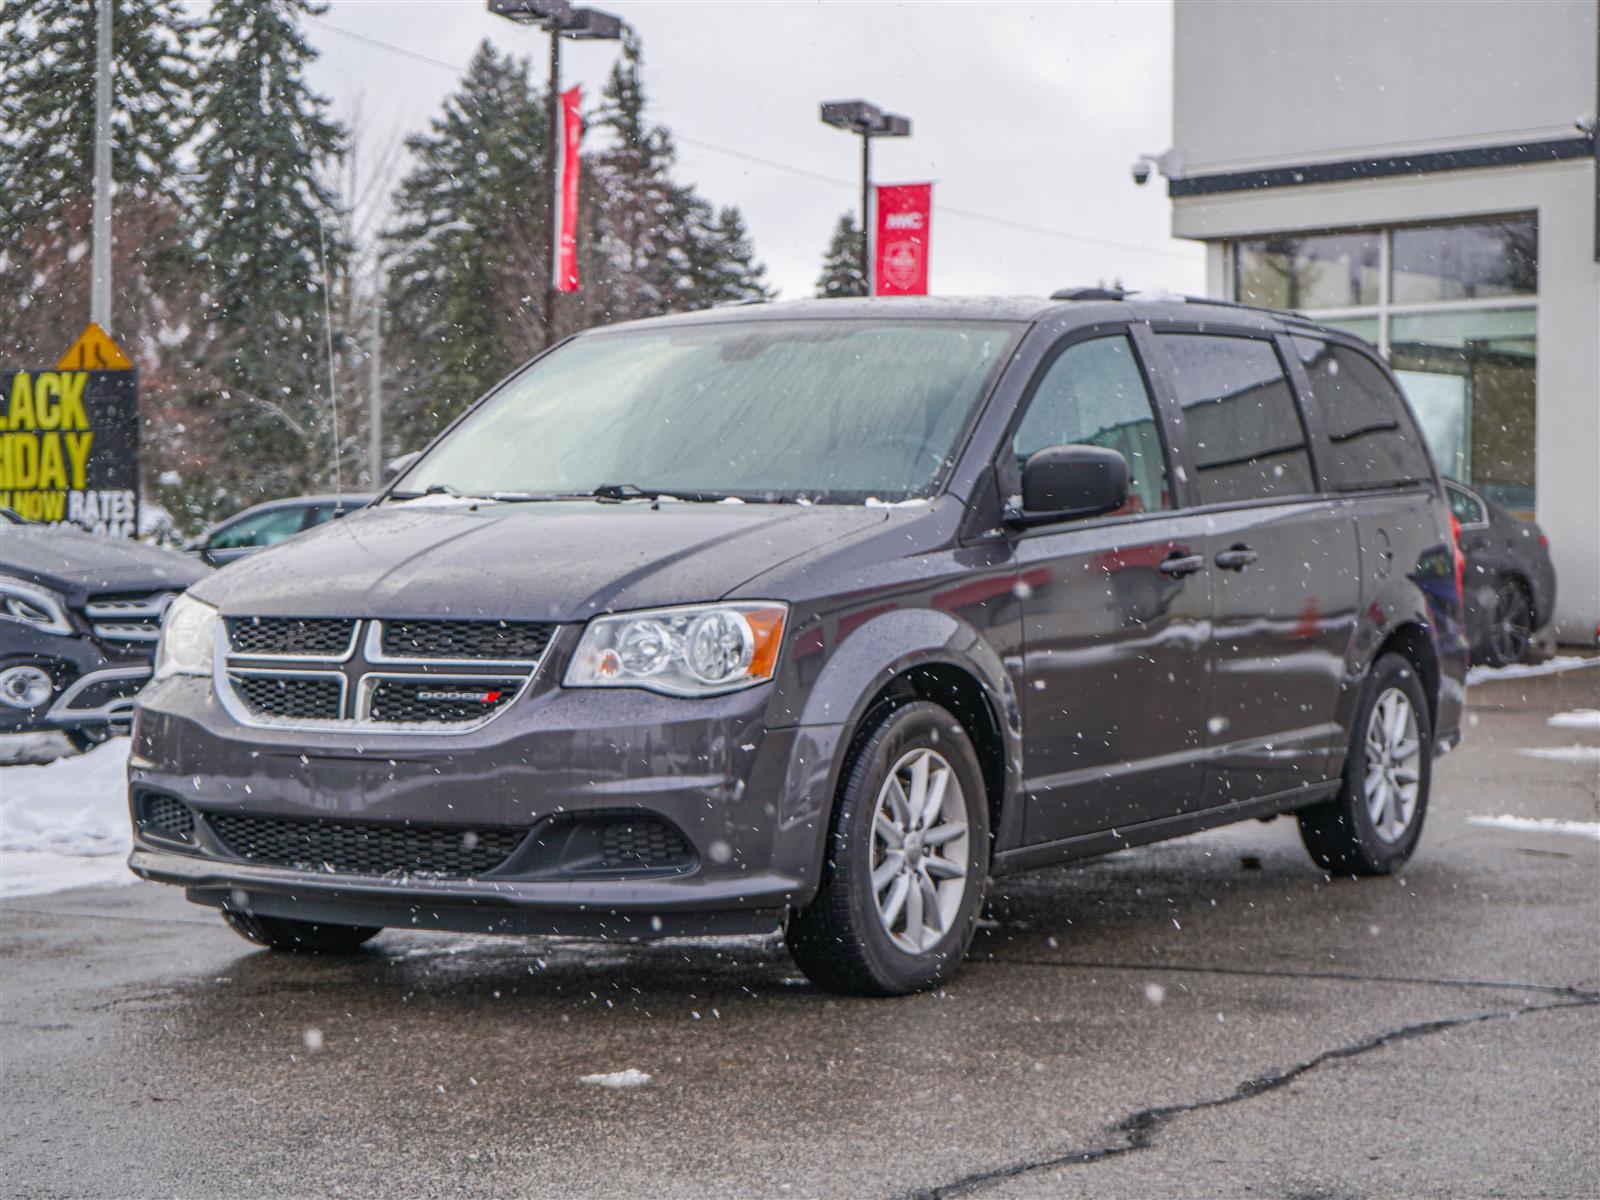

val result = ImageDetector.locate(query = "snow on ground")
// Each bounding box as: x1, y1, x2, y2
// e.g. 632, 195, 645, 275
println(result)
1466, 654, 1598, 686
0, 738, 135, 898
1516, 745, 1600, 764
1548, 709, 1600, 731
0, 732, 76, 766
579, 1068, 652, 1089
1466, 815, 1600, 842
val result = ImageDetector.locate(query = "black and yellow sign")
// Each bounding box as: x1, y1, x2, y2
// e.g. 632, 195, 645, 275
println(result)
57, 322, 134, 372
0, 368, 140, 536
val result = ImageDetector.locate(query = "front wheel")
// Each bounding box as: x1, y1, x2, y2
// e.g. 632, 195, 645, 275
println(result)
222, 910, 381, 953
786, 701, 990, 996
1298, 653, 1432, 875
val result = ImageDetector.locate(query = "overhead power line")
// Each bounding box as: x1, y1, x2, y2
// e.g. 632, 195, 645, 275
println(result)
305, 17, 1199, 263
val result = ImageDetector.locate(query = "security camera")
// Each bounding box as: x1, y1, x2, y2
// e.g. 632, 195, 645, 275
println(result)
1131, 159, 1152, 186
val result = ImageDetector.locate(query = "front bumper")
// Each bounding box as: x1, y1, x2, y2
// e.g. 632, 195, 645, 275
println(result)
129, 671, 846, 934
1, 627, 151, 735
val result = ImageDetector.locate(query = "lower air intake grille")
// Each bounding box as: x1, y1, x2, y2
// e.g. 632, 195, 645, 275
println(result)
596, 817, 695, 871
228, 617, 356, 657
381, 619, 554, 661
138, 794, 195, 842
368, 678, 517, 724
230, 674, 343, 721
207, 813, 526, 878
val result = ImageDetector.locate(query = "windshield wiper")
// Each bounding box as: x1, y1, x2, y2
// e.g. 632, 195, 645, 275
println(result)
591, 483, 742, 504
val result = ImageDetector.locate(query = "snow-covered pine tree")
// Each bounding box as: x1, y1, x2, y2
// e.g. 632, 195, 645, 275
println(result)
188, 0, 347, 510
0, 0, 198, 359
382, 40, 549, 441
816, 213, 867, 298
677, 201, 774, 310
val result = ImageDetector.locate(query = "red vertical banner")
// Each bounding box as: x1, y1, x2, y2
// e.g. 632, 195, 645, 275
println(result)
873, 182, 932, 296
553, 85, 583, 293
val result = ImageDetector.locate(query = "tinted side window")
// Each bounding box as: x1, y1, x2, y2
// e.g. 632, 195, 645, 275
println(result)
1157, 334, 1314, 504
207, 506, 307, 550
1447, 485, 1486, 526
1293, 338, 1433, 490
1012, 335, 1172, 515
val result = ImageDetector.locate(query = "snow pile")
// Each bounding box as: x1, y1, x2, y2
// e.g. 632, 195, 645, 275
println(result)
1517, 746, 1600, 764
1466, 815, 1600, 842
1466, 654, 1597, 686
579, 1068, 652, 1089
0, 738, 135, 898
1548, 709, 1600, 731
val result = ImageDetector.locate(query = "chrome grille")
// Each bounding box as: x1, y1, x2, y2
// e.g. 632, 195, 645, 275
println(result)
380, 619, 554, 661
82, 592, 176, 648
216, 617, 553, 732
228, 617, 357, 658
207, 812, 526, 877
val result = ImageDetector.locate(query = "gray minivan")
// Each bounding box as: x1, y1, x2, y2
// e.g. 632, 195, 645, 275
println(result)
129, 294, 1468, 995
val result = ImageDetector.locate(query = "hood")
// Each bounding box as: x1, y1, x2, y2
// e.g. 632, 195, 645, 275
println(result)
0, 524, 211, 601
188, 498, 891, 620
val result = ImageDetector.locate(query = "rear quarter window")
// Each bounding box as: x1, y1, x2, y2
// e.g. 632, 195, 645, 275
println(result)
1293, 338, 1434, 490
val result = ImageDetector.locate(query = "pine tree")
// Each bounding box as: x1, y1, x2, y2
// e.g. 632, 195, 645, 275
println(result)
0, 0, 198, 358
383, 40, 549, 442
816, 213, 867, 297
188, 0, 347, 508
678, 202, 773, 310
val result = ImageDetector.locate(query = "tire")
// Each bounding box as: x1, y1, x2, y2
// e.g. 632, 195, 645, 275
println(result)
64, 726, 113, 754
1483, 576, 1533, 667
786, 700, 990, 996
1298, 653, 1432, 876
222, 910, 381, 954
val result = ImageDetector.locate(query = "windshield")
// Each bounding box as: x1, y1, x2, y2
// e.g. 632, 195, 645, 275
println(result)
394, 319, 1022, 504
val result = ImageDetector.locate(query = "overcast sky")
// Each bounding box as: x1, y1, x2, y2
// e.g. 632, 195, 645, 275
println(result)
302, 0, 1204, 299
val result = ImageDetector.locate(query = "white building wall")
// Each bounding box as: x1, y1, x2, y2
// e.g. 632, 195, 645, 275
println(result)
1173, 0, 1595, 173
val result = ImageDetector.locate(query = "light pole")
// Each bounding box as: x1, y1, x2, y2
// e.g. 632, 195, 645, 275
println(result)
91, 0, 113, 329
488, 0, 623, 346
820, 100, 911, 295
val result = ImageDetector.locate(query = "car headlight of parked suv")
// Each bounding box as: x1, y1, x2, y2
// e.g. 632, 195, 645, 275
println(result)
0, 574, 73, 635
564, 602, 786, 697
154, 594, 220, 681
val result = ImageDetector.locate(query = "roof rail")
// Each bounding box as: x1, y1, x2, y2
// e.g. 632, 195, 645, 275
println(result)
1049, 286, 1126, 301
1181, 294, 1310, 320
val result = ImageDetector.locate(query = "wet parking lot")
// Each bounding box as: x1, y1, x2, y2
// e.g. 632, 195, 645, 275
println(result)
2, 666, 1596, 1199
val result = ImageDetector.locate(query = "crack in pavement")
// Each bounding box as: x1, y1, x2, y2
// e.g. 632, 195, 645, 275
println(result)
902, 995, 1600, 1200
973, 956, 1600, 999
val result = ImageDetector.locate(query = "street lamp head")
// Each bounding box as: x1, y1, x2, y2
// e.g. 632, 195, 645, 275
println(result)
488, 0, 622, 38
487, 0, 573, 26
562, 7, 624, 40
820, 100, 912, 137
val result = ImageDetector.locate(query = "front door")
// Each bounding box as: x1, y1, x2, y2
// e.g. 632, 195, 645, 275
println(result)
1012, 332, 1213, 845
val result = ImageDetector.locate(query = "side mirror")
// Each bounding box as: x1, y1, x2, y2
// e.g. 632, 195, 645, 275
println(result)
384, 449, 422, 481
1010, 444, 1129, 527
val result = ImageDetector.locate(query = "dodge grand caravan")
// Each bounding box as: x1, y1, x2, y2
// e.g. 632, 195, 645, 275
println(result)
129, 293, 1467, 996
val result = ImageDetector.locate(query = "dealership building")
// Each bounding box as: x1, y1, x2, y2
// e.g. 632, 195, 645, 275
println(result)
1162, 0, 1599, 640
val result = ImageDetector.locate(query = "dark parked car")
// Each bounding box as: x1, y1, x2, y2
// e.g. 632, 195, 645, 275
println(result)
195, 494, 373, 567
1445, 481, 1555, 667
129, 294, 1467, 995
1, 523, 210, 749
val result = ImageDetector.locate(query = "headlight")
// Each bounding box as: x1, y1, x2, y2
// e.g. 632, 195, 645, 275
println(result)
154, 594, 219, 680
0, 575, 73, 635
565, 602, 787, 697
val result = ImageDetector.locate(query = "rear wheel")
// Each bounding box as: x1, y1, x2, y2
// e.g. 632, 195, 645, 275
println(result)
222, 910, 381, 953
1298, 653, 1431, 875
786, 701, 990, 996
1484, 576, 1533, 666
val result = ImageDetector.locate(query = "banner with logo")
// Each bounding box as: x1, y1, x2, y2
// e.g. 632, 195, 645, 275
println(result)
553, 85, 583, 293
874, 182, 933, 296
0, 368, 139, 536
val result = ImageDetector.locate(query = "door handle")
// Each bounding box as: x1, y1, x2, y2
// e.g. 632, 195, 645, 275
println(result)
1158, 551, 1206, 577
1215, 544, 1258, 571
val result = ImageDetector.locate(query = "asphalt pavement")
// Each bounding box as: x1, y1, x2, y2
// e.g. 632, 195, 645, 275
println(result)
2, 666, 1596, 1199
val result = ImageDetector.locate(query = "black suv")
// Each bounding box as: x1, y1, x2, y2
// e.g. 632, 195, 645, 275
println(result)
2, 521, 209, 748
129, 295, 1467, 995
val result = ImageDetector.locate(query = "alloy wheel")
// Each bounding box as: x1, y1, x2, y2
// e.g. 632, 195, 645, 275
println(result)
1364, 687, 1422, 844
869, 747, 970, 954
1489, 580, 1531, 664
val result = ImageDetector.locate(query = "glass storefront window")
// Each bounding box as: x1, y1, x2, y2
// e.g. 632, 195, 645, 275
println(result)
1234, 231, 1380, 310
1319, 315, 1380, 346
1391, 217, 1537, 304
1390, 308, 1536, 512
